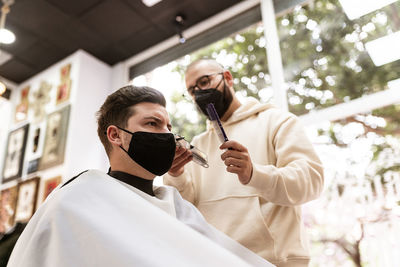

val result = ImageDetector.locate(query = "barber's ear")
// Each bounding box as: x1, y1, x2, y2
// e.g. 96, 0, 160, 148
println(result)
223, 70, 234, 87
107, 125, 123, 146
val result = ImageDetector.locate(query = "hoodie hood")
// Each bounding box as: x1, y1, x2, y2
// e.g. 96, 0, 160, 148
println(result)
206, 97, 275, 131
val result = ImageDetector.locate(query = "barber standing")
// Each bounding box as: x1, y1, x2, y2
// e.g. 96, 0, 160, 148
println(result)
165, 59, 324, 267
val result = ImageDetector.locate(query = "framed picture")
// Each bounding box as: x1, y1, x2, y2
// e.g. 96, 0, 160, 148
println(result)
25, 121, 46, 163
0, 185, 18, 233
39, 105, 70, 170
56, 63, 72, 105
14, 86, 30, 122
41, 176, 62, 202
2, 124, 30, 183
27, 159, 40, 174
31, 80, 52, 123
14, 177, 40, 223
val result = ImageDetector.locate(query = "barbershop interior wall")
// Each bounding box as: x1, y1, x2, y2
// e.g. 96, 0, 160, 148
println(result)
0, 50, 111, 204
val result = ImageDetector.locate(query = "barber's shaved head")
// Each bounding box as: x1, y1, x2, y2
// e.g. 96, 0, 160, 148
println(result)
185, 59, 225, 74
184, 58, 239, 121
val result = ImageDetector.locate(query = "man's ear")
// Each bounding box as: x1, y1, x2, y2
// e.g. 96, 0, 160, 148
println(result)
223, 70, 234, 87
107, 125, 123, 147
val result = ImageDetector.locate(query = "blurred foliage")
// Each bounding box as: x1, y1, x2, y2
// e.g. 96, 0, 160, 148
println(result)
171, 0, 400, 140
169, 90, 206, 140
280, 0, 400, 116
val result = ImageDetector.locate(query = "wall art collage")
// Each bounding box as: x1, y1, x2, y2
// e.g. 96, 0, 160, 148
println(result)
0, 63, 72, 233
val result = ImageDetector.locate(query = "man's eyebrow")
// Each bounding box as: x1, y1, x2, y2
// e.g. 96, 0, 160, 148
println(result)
143, 116, 162, 122
144, 116, 172, 130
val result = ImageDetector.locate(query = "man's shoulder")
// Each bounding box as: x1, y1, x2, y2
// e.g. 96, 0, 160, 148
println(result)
60, 170, 90, 188
257, 105, 298, 123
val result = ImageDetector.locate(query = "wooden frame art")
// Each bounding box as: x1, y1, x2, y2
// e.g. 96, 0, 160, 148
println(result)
42, 176, 62, 202
14, 86, 30, 123
56, 63, 72, 105
14, 177, 40, 223
39, 105, 70, 171
2, 124, 30, 183
0, 185, 18, 233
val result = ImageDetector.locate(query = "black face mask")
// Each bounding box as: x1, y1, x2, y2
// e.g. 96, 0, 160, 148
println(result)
118, 127, 176, 176
194, 82, 233, 120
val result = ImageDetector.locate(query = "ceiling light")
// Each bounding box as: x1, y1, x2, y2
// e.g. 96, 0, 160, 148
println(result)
365, 31, 400, 66
174, 14, 186, 44
0, 81, 6, 96
0, 28, 15, 44
142, 0, 162, 7
338, 0, 397, 20
0, 0, 15, 44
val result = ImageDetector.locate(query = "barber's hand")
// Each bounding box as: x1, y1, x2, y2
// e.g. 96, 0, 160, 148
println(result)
168, 146, 193, 177
220, 140, 253, 185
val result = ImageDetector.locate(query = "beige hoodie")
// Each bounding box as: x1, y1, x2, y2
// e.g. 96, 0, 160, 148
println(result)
164, 97, 324, 266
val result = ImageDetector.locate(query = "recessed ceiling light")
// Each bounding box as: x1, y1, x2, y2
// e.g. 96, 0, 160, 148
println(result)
365, 31, 400, 66
142, 0, 162, 7
0, 28, 15, 44
339, 0, 397, 20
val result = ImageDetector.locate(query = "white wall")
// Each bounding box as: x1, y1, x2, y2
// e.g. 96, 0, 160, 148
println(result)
63, 51, 111, 179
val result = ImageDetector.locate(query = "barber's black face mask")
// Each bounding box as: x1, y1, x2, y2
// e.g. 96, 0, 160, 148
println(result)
118, 127, 176, 176
194, 82, 233, 120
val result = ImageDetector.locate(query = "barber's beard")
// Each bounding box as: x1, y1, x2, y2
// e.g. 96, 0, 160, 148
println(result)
194, 82, 233, 119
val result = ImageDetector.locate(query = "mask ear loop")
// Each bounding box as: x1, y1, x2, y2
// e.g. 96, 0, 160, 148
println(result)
116, 125, 135, 135
108, 125, 134, 155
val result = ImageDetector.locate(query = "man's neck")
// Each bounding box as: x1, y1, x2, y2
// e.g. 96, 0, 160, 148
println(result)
221, 98, 241, 122
108, 170, 155, 196
109, 156, 155, 180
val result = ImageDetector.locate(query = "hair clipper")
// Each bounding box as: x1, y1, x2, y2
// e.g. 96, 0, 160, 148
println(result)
175, 135, 209, 168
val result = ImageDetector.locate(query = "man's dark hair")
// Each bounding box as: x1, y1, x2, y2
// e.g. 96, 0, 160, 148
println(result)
96, 85, 166, 155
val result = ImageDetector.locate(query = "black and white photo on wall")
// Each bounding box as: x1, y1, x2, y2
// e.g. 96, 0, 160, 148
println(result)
1, 124, 30, 183
25, 121, 46, 174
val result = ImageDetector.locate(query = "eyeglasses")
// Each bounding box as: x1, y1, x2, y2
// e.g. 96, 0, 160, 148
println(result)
187, 72, 224, 96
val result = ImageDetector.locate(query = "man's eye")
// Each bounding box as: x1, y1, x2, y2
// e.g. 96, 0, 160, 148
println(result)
198, 78, 209, 88
147, 121, 157, 126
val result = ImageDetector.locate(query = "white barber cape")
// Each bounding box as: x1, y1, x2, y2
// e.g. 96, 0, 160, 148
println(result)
8, 170, 274, 267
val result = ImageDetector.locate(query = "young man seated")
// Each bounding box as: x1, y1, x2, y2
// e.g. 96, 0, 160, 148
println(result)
7, 86, 274, 267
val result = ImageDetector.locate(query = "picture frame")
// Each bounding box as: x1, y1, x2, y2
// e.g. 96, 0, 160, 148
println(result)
56, 63, 72, 105
14, 177, 40, 223
0, 185, 18, 233
39, 105, 70, 171
25, 121, 47, 163
14, 86, 30, 123
31, 80, 52, 123
42, 176, 61, 202
1, 124, 30, 183
27, 159, 40, 174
